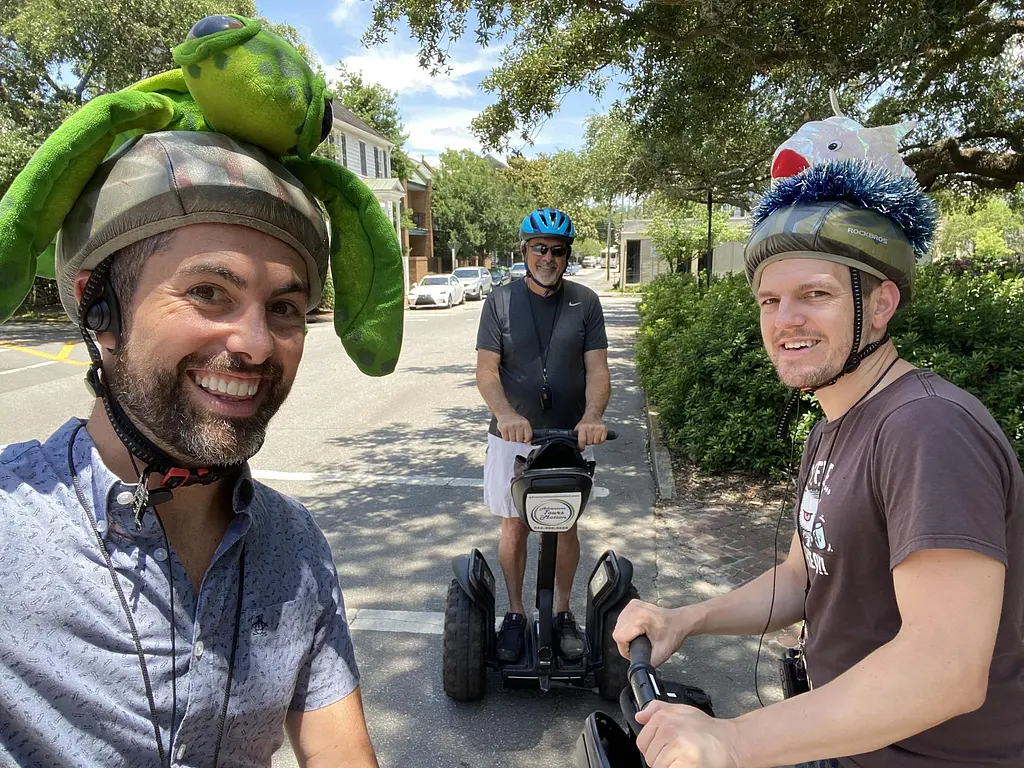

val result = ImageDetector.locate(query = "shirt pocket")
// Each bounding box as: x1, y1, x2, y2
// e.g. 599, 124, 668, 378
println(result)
232, 598, 318, 710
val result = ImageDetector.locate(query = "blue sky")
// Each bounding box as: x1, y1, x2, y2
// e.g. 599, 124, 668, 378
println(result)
256, 0, 625, 165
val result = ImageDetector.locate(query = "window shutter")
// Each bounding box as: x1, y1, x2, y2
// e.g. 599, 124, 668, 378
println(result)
359, 141, 367, 176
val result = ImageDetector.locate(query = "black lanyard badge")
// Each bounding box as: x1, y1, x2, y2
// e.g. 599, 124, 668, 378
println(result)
526, 282, 562, 411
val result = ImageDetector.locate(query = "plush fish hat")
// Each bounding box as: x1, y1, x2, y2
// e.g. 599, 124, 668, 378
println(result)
770, 90, 917, 182
0, 14, 404, 505
746, 158, 937, 389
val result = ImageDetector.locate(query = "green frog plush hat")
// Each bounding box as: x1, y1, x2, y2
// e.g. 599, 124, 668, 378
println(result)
0, 14, 403, 502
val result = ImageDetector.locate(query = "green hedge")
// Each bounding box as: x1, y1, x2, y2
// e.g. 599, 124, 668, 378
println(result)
636, 266, 1024, 473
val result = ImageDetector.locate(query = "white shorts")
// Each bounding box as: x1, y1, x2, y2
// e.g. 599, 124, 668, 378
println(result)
483, 432, 595, 518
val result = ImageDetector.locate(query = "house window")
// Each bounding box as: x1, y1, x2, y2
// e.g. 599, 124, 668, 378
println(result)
383, 151, 389, 176
341, 134, 347, 169
359, 141, 367, 176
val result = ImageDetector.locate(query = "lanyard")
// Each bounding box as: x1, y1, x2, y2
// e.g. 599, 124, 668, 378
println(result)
524, 280, 563, 384
67, 423, 243, 767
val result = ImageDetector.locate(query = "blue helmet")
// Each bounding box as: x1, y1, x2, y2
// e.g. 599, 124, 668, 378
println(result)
519, 207, 575, 244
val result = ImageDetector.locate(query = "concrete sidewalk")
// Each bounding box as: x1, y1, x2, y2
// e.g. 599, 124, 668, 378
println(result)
643, 400, 793, 722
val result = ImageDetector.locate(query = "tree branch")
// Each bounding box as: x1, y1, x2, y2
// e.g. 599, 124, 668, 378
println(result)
906, 137, 1024, 189
73, 59, 96, 103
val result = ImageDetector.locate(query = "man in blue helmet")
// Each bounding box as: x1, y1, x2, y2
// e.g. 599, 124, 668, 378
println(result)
475, 207, 612, 662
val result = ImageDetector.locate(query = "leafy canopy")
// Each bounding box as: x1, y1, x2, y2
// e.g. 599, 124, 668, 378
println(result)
365, 0, 1024, 202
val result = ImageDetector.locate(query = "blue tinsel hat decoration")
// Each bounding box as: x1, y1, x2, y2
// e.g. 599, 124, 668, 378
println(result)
745, 159, 938, 307
753, 158, 937, 257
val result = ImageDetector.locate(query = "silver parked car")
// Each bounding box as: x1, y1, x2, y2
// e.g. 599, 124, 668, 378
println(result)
453, 267, 493, 300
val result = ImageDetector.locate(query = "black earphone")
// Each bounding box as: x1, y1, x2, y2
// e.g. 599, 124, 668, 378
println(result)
81, 272, 123, 349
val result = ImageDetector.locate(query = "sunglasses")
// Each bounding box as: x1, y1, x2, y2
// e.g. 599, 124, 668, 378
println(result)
528, 243, 569, 258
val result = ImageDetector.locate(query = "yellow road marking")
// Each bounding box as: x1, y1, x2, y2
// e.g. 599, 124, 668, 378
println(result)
0, 342, 89, 366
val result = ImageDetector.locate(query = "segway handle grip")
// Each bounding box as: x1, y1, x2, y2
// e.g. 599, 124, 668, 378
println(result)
627, 635, 659, 712
629, 635, 652, 666
530, 428, 618, 441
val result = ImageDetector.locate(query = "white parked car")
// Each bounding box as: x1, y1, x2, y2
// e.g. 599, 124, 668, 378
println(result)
408, 274, 465, 309
453, 267, 493, 300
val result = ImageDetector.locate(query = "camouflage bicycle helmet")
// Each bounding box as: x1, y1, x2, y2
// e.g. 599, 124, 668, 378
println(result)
520, 207, 576, 243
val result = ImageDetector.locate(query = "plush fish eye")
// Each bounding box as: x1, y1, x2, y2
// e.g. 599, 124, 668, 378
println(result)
827, 140, 843, 151
187, 15, 244, 39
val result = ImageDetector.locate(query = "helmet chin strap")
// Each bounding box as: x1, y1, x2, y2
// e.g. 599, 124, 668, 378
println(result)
78, 268, 238, 527
806, 267, 890, 393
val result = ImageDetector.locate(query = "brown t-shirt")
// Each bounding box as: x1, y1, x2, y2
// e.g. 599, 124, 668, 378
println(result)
794, 370, 1024, 767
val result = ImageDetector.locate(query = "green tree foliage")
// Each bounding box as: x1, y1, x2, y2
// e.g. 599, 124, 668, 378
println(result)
636, 267, 1024, 473
933, 193, 1024, 264
365, 0, 1024, 201
573, 238, 602, 261
432, 149, 533, 259
645, 193, 750, 273
0, 0, 264, 197
502, 153, 600, 240
329, 63, 413, 180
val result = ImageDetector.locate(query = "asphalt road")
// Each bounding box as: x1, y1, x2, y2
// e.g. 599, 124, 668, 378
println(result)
0, 270, 673, 767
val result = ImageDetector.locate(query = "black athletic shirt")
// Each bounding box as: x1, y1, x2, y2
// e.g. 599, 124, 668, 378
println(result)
476, 278, 607, 436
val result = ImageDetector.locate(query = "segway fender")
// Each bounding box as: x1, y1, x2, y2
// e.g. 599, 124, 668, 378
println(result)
573, 711, 643, 768
452, 548, 495, 606
451, 548, 496, 657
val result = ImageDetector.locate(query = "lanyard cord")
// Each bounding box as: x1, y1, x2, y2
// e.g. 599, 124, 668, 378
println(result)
524, 280, 563, 384
67, 423, 244, 767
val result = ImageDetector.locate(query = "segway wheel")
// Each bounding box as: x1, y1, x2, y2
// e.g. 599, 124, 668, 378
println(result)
442, 579, 488, 700
596, 585, 640, 701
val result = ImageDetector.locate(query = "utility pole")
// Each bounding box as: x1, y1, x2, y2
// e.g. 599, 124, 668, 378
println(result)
704, 188, 713, 288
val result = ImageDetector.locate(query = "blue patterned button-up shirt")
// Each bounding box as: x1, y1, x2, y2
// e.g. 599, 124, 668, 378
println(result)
0, 418, 359, 767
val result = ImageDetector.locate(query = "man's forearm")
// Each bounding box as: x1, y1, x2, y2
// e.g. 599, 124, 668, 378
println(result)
731, 632, 981, 767
476, 368, 517, 419
685, 562, 806, 638
582, 366, 610, 420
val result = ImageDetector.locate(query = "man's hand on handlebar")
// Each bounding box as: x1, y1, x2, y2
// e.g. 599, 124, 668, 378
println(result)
613, 599, 694, 668
634, 701, 739, 768
497, 413, 532, 444
573, 416, 608, 451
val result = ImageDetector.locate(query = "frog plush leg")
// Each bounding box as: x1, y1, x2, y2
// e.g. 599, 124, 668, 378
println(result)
0, 90, 178, 322
283, 156, 404, 376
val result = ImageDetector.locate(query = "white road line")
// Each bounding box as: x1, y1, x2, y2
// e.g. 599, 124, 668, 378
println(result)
251, 469, 610, 497
0, 360, 59, 376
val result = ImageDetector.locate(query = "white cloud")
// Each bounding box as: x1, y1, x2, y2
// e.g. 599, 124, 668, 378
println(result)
330, 0, 359, 25
403, 108, 485, 158
331, 45, 497, 100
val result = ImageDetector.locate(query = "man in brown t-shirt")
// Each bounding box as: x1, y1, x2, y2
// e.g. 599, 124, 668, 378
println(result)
613, 160, 1024, 767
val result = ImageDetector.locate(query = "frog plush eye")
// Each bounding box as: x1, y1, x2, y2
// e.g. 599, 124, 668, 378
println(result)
827, 140, 843, 151
187, 15, 244, 39
320, 99, 334, 143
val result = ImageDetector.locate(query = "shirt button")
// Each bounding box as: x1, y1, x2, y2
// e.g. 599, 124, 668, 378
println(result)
176, 742, 187, 760
194, 640, 205, 659
116, 491, 134, 506
153, 548, 168, 562
95, 519, 108, 535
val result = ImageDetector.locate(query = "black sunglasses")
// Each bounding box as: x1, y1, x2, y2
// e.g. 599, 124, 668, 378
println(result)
528, 243, 569, 257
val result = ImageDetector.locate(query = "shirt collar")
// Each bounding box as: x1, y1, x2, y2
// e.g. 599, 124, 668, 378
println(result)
53, 417, 255, 539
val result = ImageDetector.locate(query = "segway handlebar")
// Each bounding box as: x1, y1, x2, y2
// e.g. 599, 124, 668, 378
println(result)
627, 635, 659, 712
530, 428, 618, 442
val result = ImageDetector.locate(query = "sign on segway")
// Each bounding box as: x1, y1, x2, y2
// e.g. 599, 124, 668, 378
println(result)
526, 492, 583, 532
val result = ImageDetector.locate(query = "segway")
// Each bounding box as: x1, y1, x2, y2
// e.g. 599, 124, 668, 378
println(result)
442, 428, 639, 701
574, 636, 715, 768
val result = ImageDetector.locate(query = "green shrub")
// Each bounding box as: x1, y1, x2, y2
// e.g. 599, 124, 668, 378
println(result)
637, 266, 1024, 473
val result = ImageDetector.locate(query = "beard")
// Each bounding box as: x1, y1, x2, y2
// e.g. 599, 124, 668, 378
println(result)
107, 341, 291, 467
769, 331, 852, 391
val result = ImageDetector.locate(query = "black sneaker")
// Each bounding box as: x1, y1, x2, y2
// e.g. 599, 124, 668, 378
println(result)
496, 612, 526, 662
556, 611, 585, 660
